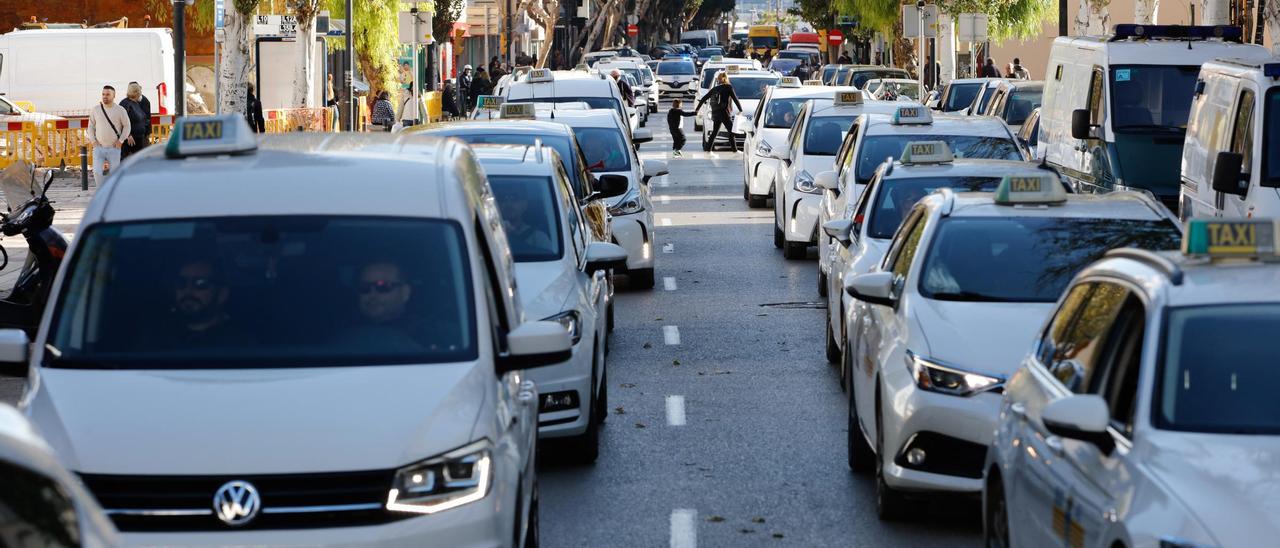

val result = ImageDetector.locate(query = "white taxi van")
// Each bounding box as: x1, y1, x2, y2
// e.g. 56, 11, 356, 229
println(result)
1040, 24, 1268, 211
0, 115, 571, 546
985, 218, 1280, 547
504, 68, 638, 132
1181, 58, 1280, 221
842, 175, 1181, 520
472, 144, 628, 463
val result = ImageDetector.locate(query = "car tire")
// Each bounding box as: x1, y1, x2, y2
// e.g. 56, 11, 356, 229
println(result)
629, 268, 655, 289
523, 479, 541, 548
818, 269, 828, 297
876, 392, 909, 520
596, 365, 608, 425
773, 198, 784, 249
783, 241, 807, 260
773, 222, 783, 249
607, 299, 615, 333
566, 375, 601, 464
846, 360, 874, 474
984, 473, 1010, 548
747, 195, 767, 208
825, 313, 841, 364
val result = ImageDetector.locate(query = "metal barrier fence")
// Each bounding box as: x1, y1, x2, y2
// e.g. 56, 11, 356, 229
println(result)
0, 115, 174, 169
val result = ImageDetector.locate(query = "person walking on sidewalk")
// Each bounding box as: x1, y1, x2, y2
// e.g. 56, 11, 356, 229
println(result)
667, 98, 697, 157
245, 82, 266, 133
372, 91, 396, 131
87, 85, 130, 185
119, 81, 151, 160
695, 72, 743, 152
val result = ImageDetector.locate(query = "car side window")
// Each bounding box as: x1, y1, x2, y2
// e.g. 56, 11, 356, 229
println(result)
554, 163, 586, 261
849, 172, 878, 233
0, 461, 81, 547
787, 108, 808, 153
1045, 282, 1130, 393
1086, 293, 1146, 438
837, 122, 861, 177
1230, 88, 1256, 183
889, 209, 927, 281
1088, 67, 1106, 126
879, 207, 920, 271
753, 95, 767, 128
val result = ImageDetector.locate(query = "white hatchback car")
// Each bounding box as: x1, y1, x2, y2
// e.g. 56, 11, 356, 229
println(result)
2, 115, 572, 546
473, 144, 628, 463
842, 175, 1181, 520
986, 218, 1280, 547
655, 58, 698, 98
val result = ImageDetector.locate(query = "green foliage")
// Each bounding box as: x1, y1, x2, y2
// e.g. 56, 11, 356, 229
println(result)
834, 0, 901, 35
434, 0, 465, 45
833, 0, 1054, 41
143, 0, 216, 33
325, 0, 402, 95
789, 0, 833, 28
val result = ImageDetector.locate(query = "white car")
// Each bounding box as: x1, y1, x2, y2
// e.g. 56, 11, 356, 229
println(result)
863, 78, 923, 101
693, 57, 760, 130
699, 67, 779, 149
818, 107, 1027, 295
505, 104, 668, 289
985, 218, 1280, 547
770, 92, 901, 259
504, 68, 639, 132
473, 144, 628, 462
655, 58, 698, 98
0, 95, 65, 123
3, 115, 572, 546
978, 79, 1043, 133
739, 80, 863, 208
820, 142, 1063, 375
0, 402, 119, 547
842, 175, 1181, 520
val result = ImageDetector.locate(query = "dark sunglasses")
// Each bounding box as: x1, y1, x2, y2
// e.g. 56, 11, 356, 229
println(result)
359, 280, 404, 295
175, 276, 217, 290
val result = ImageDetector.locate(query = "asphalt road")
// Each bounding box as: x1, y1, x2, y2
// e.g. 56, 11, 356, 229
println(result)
536, 101, 981, 547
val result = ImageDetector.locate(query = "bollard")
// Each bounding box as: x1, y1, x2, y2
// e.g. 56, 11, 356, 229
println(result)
80, 146, 88, 191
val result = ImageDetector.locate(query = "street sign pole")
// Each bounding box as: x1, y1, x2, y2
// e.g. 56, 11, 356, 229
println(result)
173, 0, 188, 117
215, 0, 224, 114
345, 0, 354, 131
412, 5, 420, 124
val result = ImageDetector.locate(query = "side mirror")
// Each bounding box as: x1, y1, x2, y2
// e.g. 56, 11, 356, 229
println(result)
642, 159, 669, 183
498, 321, 573, 373
1070, 109, 1094, 140
1041, 395, 1115, 455
822, 219, 853, 246
632, 128, 654, 145
584, 242, 628, 274
815, 170, 838, 191
1211, 151, 1247, 196
843, 271, 896, 307
594, 174, 630, 199
0, 329, 30, 377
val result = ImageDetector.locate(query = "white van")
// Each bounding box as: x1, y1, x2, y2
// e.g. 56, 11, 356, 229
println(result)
1039, 24, 1267, 210
680, 30, 719, 49
1180, 58, 1280, 220
0, 28, 176, 115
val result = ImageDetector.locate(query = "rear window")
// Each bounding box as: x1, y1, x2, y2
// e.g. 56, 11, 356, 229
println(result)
804, 116, 856, 155
856, 134, 1022, 182
658, 61, 695, 75
574, 127, 631, 171
446, 132, 587, 199
1003, 88, 1043, 126
851, 69, 908, 89
730, 76, 779, 100
868, 177, 1003, 238
943, 83, 981, 112
489, 175, 563, 262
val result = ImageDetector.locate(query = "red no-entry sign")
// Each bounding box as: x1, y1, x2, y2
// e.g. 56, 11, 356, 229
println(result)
627, 24, 638, 37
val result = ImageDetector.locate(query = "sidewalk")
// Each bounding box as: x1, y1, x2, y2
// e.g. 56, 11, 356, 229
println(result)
0, 169, 97, 289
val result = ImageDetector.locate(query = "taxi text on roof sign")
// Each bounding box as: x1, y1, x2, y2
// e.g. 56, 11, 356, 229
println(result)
476, 95, 504, 111
1183, 219, 1280, 258
164, 114, 256, 159
993, 174, 1067, 205
528, 69, 554, 82
779, 76, 802, 87
892, 105, 932, 125
725, 65, 741, 74
899, 140, 953, 164
803, 79, 823, 86
834, 91, 863, 106
500, 103, 537, 119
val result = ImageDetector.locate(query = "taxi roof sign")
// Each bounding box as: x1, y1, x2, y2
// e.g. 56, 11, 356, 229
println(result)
527, 68, 554, 82
993, 174, 1067, 205
1183, 219, 1279, 259
803, 79, 823, 86
891, 105, 932, 125
500, 102, 537, 119
475, 95, 504, 111
710, 55, 725, 62
899, 141, 953, 164
834, 91, 863, 106
779, 76, 802, 88
725, 65, 741, 74
164, 114, 256, 159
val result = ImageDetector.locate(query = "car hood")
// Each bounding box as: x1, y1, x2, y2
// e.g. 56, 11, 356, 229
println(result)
1143, 432, 1280, 546
911, 299, 1054, 374
28, 363, 489, 474
515, 260, 575, 320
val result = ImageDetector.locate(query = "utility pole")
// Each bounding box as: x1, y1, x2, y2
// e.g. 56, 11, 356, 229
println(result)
1059, 0, 1068, 35
345, 0, 355, 130
412, 5, 421, 123
173, 0, 190, 116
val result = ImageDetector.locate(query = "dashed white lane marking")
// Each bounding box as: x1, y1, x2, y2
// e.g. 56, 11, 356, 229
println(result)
670, 509, 697, 548
663, 276, 677, 291
666, 395, 687, 426
663, 325, 681, 345
655, 178, 671, 188
661, 218, 672, 226
660, 195, 670, 204
662, 243, 675, 254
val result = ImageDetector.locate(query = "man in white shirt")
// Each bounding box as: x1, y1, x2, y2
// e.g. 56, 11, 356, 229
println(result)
87, 85, 131, 185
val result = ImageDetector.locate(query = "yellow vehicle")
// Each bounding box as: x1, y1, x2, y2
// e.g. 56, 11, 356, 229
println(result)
747, 25, 780, 58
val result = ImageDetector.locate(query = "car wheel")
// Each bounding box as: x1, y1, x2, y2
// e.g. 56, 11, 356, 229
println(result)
607, 299, 615, 333
629, 268, 655, 289
747, 195, 767, 208
596, 365, 608, 425
846, 359, 874, 474
875, 392, 909, 520
773, 198, 784, 249
566, 375, 601, 464
783, 241, 807, 260
818, 269, 828, 297
984, 473, 1010, 548
825, 313, 841, 364
523, 479, 541, 548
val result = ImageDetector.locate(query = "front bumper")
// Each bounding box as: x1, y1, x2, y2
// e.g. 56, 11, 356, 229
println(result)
659, 81, 694, 95
784, 192, 823, 244
525, 338, 595, 438
880, 372, 1001, 494
611, 211, 654, 271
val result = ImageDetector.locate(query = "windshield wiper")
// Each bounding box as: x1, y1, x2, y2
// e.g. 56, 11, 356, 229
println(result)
1113, 124, 1185, 133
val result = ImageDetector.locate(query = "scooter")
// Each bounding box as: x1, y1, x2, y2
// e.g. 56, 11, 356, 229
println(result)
0, 166, 69, 335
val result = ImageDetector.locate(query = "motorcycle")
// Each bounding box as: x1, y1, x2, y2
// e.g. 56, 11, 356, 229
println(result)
0, 165, 69, 335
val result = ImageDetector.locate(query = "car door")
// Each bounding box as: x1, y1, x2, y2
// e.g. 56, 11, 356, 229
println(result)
777, 106, 809, 228
1220, 86, 1256, 217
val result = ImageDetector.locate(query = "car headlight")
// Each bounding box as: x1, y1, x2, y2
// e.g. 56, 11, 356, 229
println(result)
387, 440, 492, 514
543, 310, 582, 345
755, 140, 773, 156
904, 351, 1003, 397
608, 190, 644, 215
794, 170, 820, 194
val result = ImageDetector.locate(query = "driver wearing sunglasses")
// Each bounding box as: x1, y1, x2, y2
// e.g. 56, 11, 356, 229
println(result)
345, 260, 432, 352
161, 258, 244, 346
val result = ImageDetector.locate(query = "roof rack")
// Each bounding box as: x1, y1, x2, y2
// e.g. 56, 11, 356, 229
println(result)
1108, 24, 1243, 43
1103, 248, 1184, 285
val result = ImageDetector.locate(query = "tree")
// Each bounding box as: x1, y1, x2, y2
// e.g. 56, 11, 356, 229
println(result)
518, 0, 560, 67
326, 0, 401, 100
1201, 0, 1230, 25
936, 0, 1057, 41
222, 0, 261, 115
1074, 0, 1110, 35
434, 0, 465, 49
293, 0, 323, 108
1134, 0, 1159, 24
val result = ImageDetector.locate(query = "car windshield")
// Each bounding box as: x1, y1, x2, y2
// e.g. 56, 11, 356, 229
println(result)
1109, 65, 1199, 130
856, 135, 1023, 182
48, 217, 477, 369
683, 38, 710, 48
750, 36, 778, 48
778, 51, 808, 60
1157, 304, 1280, 434
804, 116, 857, 155
835, 67, 853, 84
943, 83, 981, 111
822, 66, 839, 83
730, 76, 779, 99
874, 81, 921, 100
1266, 89, 1280, 183
852, 70, 908, 89
1003, 88, 1042, 125
867, 177, 1004, 238
488, 175, 563, 262
658, 61, 695, 75
699, 48, 723, 58
573, 127, 631, 171
918, 217, 1180, 302
701, 70, 720, 89
445, 133, 587, 200
763, 98, 809, 128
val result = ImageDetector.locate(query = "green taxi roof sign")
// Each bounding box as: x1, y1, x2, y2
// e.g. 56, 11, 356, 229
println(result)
993, 174, 1067, 205
164, 114, 256, 159
475, 95, 504, 111
500, 103, 537, 119
710, 55, 725, 62
779, 76, 802, 88
891, 105, 932, 125
899, 141, 952, 164
1183, 219, 1279, 259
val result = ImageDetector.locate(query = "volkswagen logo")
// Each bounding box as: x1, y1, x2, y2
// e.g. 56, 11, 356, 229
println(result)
212, 480, 261, 526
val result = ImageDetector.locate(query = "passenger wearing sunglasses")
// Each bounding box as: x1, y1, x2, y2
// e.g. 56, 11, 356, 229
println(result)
347, 260, 429, 352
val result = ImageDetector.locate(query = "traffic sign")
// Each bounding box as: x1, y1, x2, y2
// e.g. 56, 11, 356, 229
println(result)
215, 0, 225, 29
957, 13, 989, 42
828, 29, 844, 45
902, 4, 938, 38
253, 14, 298, 38
627, 24, 638, 37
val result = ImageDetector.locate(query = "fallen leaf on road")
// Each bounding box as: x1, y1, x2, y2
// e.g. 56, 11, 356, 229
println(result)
712, 370, 732, 375
772, 533, 784, 539
619, 383, 636, 388
739, 528, 755, 534
751, 517, 766, 523
642, 342, 653, 349
705, 515, 725, 523
672, 359, 681, 365
614, 407, 626, 415
634, 422, 646, 429
756, 313, 768, 317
